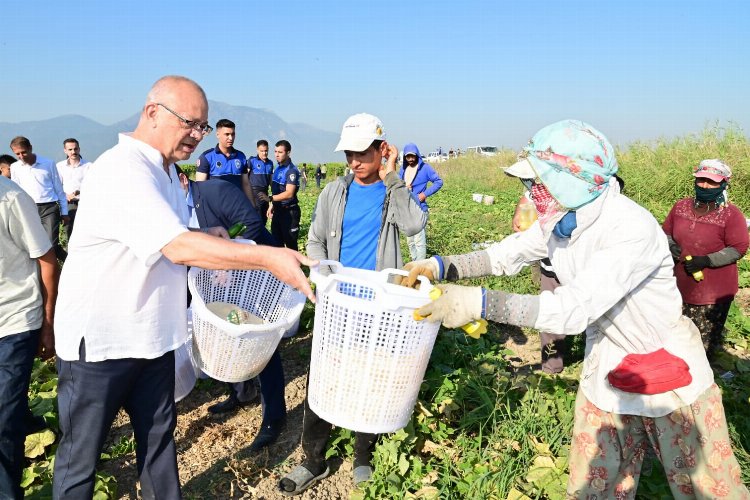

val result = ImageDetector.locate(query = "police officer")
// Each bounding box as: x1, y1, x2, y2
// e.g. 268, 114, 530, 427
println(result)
195, 119, 253, 201
267, 140, 300, 250
247, 139, 274, 225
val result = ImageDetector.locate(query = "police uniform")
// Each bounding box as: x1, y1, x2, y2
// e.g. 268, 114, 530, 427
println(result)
270, 162, 300, 250
248, 155, 274, 225
195, 145, 248, 192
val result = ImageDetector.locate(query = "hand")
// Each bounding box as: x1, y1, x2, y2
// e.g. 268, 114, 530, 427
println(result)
413, 284, 483, 329
61, 215, 71, 226
38, 320, 55, 360
266, 205, 274, 219
67, 192, 77, 202
204, 226, 230, 239
398, 258, 441, 288
383, 143, 398, 176
418, 192, 427, 203
264, 248, 318, 302
684, 255, 710, 274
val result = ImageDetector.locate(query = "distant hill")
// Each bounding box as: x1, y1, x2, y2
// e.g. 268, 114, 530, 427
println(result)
0, 100, 341, 164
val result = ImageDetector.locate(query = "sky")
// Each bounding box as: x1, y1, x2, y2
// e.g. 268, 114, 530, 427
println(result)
2, 0, 749, 154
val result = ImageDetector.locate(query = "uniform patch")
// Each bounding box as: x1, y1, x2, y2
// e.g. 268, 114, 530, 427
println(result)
290, 174, 296, 181
217, 161, 222, 167
196, 159, 201, 167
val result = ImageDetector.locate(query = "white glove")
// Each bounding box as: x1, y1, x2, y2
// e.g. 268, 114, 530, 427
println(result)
400, 257, 441, 288
414, 284, 483, 329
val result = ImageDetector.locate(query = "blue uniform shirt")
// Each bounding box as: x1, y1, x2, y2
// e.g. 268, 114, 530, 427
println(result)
248, 156, 274, 192
340, 181, 386, 271
196, 145, 248, 191
271, 162, 300, 207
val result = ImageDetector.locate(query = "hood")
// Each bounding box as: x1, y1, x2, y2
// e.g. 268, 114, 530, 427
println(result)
402, 143, 424, 168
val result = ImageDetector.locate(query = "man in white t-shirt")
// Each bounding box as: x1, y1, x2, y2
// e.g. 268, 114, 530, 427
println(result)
0, 176, 58, 499
55, 138, 91, 244
53, 75, 316, 499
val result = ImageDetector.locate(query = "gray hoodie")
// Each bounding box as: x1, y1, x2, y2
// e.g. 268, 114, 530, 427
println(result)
307, 172, 427, 272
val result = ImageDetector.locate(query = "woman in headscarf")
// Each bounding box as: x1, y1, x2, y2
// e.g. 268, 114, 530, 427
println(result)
663, 160, 749, 360
402, 120, 749, 498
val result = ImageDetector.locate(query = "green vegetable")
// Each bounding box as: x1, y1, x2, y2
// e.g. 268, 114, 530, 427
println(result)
227, 222, 247, 239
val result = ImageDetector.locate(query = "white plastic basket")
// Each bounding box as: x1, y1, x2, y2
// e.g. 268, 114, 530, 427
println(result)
307, 260, 440, 434
187, 266, 306, 383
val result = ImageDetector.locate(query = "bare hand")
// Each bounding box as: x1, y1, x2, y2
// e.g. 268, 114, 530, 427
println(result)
61, 215, 71, 226
418, 192, 427, 203
383, 143, 398, 175
67, 192, 77, 202
265, 248, 318, 302
267, 205, 274, 219
38, 321, 55, 359
205, 226, 230, 239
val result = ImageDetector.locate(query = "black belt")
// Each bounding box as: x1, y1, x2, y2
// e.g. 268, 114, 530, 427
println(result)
36, 201, 58, 206
275, 203, 299, 210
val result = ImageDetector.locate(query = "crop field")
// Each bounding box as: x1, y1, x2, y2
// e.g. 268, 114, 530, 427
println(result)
21, 127, 750, 499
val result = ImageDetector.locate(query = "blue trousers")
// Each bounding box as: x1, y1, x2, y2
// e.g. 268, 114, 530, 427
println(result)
0, 330, 39, 500
54, 346, 180, 500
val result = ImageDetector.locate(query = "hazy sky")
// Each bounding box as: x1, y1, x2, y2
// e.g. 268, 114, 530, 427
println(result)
2, 0, 748, 153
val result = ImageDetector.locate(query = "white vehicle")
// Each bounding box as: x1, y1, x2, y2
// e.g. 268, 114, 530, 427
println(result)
425, 151, 449, 163
466, 146, 499, 157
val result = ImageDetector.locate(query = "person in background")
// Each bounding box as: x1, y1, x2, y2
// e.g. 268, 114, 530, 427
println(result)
315, 164, 323, 188
404, 120, 749, 498
268, 140, 301, 250
9, 136, 69, 261
248, 139, 274, 226
0, 154, 15, 178
279, 113, 427, 495
175, 166, 288, 449
52, 75, 315, 499
299, 163, 308, 191
663, 159, 749, 360
0, 174, 58, 500
195, 118, 254, 201
56, 138, 91, 244
398, 143, 443, 260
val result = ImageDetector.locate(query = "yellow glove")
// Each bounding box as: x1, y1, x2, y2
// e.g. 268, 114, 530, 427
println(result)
413, 284, 487, 335
398, 257, 441, 288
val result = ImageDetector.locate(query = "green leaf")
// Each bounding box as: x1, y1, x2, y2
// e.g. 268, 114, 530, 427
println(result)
398, 453, 410, 475
20, 466, 39, 488
25, 429, 55, 458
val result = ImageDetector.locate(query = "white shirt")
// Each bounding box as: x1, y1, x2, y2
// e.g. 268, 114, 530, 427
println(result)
10, 155, 68, 214
487, 181, 713, 417
54, 134, 190, 361
0, 177, 52, 338
56, 158, 91, 198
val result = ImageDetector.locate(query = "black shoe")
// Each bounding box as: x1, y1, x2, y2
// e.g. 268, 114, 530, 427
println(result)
25, 413, 48, 435
208, 393, 253, 414
249, 418, 285, 451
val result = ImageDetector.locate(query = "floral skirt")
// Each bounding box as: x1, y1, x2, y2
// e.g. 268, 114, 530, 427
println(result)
567, 384, 749, 499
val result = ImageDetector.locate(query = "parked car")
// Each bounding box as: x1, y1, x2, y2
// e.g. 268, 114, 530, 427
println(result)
466, 146, 498, 157
425, 151, 449, 163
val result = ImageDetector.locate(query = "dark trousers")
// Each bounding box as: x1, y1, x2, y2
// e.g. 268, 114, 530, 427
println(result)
54, 347, 180, 500
301, 391, 377, 470
271, 205, 301, 251
0, 330, 39, 500
231, 348, 286, 422
64, 202, 78, 245
36, 202, 66, 261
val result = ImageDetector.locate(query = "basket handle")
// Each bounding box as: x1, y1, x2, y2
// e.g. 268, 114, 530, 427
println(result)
380, 267, 433, 291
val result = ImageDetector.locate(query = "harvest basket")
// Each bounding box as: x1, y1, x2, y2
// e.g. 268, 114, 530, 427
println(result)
188, 266, 305, 382
308, 261, 440, 433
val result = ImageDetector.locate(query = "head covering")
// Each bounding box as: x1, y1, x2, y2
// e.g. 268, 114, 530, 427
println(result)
693, 159, 731, 182
334, 113, 386, 152
513, 120, 619, 210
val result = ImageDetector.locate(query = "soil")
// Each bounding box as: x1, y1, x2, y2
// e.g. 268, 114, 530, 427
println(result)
100, 325, 544, 500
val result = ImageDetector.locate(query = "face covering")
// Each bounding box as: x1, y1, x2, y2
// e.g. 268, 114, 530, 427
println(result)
553, 211, 577, 238
694, 180, 727, 204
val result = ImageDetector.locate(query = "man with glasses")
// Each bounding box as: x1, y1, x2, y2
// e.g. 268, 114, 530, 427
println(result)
52, 76, 316, 499
195, 118, 254, 202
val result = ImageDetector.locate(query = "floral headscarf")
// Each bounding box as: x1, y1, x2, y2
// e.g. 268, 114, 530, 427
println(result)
521, 120, 619, 210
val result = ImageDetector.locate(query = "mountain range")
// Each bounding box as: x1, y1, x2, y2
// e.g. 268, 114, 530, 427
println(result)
0, 101, 341, 164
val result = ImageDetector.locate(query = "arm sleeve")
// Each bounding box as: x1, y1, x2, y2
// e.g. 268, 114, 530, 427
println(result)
51, 165, 68, 215
9, 190, 53, 258
306, 195, 329, 262
383, 171, 428, 237
707, 206, 750, 267
423, 165, 444, 198
196, 153, 210, 174
482, 223, 549, 276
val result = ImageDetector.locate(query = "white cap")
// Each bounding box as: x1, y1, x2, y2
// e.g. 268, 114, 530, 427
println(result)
334, 113, 386, 152
504, 157, 536, 179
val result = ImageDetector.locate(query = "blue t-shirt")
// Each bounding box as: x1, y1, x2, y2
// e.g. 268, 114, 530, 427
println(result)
248, 156, 273, 191
271, 162, 300, 207
196, 146, 248, 190
340, 181, 386, 271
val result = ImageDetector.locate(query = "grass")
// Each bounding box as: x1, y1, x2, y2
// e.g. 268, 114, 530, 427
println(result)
25, 127, 750, 498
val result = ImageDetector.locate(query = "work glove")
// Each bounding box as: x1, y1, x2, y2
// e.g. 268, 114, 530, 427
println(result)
399, 257, 442, 288
413, 284, 483, 329
666, 236, 682, 262
684, 255, 710, 274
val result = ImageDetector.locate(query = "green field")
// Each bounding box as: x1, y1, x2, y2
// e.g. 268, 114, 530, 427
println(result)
22, 126, 750, 499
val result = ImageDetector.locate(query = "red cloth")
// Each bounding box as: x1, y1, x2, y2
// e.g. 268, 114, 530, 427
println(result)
662, 199, 748, 305
607, 348, 692, 395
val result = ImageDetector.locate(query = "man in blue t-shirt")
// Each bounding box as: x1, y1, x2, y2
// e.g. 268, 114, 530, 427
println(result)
195, 119, 253, 201
247, 139, 274, 226
267, 140, 300, 250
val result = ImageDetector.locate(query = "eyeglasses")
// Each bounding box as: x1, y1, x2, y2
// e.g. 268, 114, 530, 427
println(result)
156, 103, 213, 135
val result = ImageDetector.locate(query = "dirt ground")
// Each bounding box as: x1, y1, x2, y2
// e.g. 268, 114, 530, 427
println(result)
100, 324, 542, 500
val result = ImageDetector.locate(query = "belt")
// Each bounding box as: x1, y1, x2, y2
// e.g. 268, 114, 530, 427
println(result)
36, 201, 58, 206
